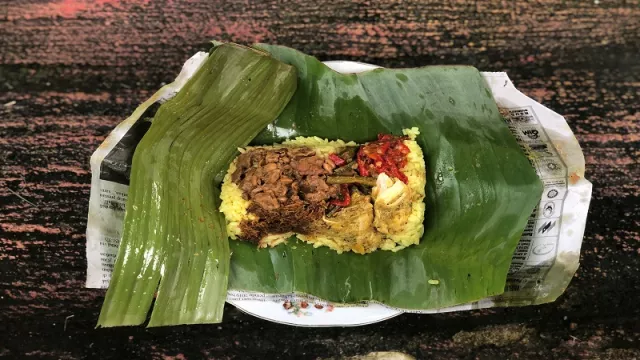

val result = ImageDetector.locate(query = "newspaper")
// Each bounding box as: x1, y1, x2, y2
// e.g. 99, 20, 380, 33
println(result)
86, 53, 592, 319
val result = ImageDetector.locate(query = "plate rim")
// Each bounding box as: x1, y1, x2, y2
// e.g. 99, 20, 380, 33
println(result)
227, 60, 405, 327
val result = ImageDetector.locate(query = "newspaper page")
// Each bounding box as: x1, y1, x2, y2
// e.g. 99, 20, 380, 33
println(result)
85, 56, 591, 316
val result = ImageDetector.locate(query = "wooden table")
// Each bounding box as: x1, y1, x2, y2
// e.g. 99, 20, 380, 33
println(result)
1, 1, 638, 359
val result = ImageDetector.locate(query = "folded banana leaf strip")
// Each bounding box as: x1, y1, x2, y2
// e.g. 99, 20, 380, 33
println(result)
97, 43, 297, 327
228, 44, 543, 309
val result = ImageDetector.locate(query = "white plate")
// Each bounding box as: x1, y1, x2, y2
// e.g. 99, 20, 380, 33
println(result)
227, 61, 408, 327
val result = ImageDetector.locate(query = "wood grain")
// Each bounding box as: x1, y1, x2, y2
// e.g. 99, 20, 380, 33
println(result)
1, 0, 639, 359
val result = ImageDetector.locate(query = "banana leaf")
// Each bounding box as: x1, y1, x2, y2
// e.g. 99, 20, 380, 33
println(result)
227, 44, 543, 309
97, 43, 297, 327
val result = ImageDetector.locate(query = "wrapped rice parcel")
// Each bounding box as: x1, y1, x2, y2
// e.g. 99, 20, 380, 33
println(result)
86, 42, 590, 327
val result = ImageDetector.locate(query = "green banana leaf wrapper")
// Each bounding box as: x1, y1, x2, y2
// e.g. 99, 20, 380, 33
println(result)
96, 42, 543, 327
97, 43, 298, 327
228, 44, 543, 309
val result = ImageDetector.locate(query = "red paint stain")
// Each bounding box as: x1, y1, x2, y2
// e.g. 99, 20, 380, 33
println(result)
43, 284, 58, 292
526, 88, 557, 102
38, 91, 111, 102
0, 116, 122, 130
49, 164, 89, 175
162, 354, 186, 360
16, 0, 149, 19
597, 185, 640, 198
57, 0, 96, 18
205, 20, 274, 43
520, 55, 536, 64
0, 224, 62, 234
31, 182, 91, 191
584, 156, 635, 166
577, 133, 640, 143
30, 165, 89, 175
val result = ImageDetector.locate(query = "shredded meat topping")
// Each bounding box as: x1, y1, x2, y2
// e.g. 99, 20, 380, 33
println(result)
232, 147, 341, 241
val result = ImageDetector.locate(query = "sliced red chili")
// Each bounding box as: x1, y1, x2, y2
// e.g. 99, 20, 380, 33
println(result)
357, 147, 369, 176
330, 184, 351, 207
375, 142, 391, 155
378, 134, 395, 141
355, 134, 411, 183
328, 153, 346, 166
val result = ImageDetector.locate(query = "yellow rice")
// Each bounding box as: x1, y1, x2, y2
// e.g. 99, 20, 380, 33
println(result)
219, 128, 426, 253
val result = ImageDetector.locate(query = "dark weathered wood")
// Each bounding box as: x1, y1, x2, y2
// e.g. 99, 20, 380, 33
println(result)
1, 1, 638, 359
